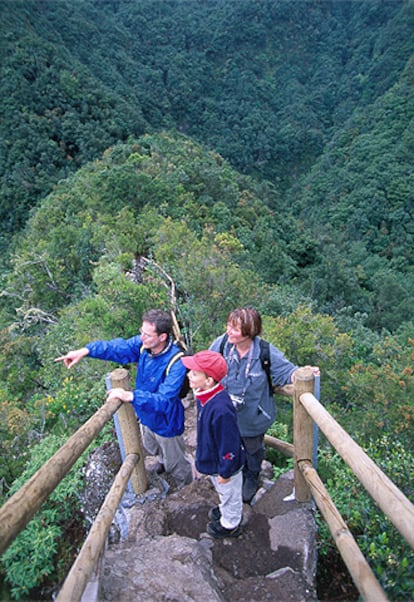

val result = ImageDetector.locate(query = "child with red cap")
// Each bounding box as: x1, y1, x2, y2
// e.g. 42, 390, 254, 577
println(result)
181, 350, 245, 538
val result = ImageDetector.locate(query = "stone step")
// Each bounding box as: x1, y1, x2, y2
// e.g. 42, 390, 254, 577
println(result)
97, 470, 317, 601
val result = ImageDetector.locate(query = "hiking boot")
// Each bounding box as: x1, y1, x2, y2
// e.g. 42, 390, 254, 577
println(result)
207, 520, 242, 539
242, 474, 259, 503
208, 506, 221, 522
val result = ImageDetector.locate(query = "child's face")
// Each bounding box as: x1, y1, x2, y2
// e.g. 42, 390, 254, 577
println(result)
188, 369, 212, 391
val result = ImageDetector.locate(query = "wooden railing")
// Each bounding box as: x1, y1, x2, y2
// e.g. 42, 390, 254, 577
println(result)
0, 368, 148, 601
269, 368, 414, 602
0, 367, 413, 602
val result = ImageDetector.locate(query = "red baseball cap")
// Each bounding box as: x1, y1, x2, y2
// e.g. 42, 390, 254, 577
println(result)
181, 350, 227, 382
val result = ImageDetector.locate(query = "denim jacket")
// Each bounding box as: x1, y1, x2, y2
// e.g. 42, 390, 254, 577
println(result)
210, 334, 297, 437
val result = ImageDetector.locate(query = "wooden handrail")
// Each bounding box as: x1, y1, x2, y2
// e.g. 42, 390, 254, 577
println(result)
56, 453, 139, 602
264, 434, 294, 457
293, 367, 315, 501
0, 397, 122, 556
299, 460, 388, 602
109, 368, 147, 493
299, 391, 414, 550
0, 364, 412, 602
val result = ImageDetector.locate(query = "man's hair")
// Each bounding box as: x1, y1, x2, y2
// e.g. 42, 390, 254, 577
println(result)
142, 309, 172, 335
228, 307, 262, 338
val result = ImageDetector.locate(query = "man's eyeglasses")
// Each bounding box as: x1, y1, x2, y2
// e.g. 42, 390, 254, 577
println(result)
140, 328, 158, 339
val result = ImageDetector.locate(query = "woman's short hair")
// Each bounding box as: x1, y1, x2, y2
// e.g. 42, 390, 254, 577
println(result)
228, 308, 262, 338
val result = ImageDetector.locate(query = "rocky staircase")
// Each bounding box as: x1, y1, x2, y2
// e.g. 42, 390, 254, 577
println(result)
81, 399, 318, 602
94, 469, 317, 601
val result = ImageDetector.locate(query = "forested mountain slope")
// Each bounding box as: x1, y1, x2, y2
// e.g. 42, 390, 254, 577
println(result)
1, 1, 412, 228
1, 130, 413, 601
289, 55, 414, 331
1, 0, 413, 332
0, 3, 413, 598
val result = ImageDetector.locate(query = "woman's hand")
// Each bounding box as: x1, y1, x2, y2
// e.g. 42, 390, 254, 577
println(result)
291, 366, 320, 383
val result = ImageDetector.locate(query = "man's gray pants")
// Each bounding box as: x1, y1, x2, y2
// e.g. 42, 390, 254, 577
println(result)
141, 424, 193, 488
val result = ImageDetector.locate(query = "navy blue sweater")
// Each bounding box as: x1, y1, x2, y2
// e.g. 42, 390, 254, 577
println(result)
195, 384, 245, 478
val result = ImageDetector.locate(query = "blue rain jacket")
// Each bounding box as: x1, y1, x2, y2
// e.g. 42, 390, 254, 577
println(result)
86, 336, 187, 437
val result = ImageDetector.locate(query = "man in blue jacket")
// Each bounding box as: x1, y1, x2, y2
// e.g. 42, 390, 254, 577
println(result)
55, 309, 193, 488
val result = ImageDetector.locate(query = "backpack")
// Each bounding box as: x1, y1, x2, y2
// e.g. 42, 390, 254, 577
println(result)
140, 342, 191, 399
165, 343, 191, 399
219, 333, 273, 394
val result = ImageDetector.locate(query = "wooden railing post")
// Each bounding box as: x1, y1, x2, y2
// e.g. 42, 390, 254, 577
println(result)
109, 368, 147, 494
293, 366, 315, 502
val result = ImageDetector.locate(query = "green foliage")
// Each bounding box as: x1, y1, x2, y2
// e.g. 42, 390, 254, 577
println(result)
0, 1, 146, 241
0, 387, 33, 488
2, 519, 61, 600
26, 375, 101, 434
151, 218, 264, 348
1, 0, 413, 334
0, 329, 40, 400
262, 305, 354, 404
339, 333, 414, 452
266, 420, 294, 478
1, 133, 301, 336
0, 3, 413, 596
272, 457, 294, 481
0, 434, 87, 599
37, 259, 169, 399
292, 56, 414, 331
267, 420, 291, 444
317, 437, 414, 600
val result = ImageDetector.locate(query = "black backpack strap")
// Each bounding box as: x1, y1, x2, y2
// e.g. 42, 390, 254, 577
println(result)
219, 333, 229, 355
165, 350, 185, 375
259, 339, 273, 393
220, 334, 272, 393
142, 342, 184, 378
165, 347, 190, 399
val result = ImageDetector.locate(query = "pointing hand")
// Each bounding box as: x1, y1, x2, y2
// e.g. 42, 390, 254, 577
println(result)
54, 348, 89, 369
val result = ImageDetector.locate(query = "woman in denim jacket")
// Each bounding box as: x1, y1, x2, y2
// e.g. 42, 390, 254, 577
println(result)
210, 308, 298, 503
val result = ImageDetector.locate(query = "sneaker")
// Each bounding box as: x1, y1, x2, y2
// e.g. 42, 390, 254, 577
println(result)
207, 520, 242, 539
208, 506, 221, 522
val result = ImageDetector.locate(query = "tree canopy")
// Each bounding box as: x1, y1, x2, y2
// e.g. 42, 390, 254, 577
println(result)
0, 2, 413, 599
1, 0, 413, 332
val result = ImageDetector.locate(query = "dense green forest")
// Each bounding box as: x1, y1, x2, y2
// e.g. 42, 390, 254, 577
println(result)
0, 1, 413, 600
1, 0, 413, 331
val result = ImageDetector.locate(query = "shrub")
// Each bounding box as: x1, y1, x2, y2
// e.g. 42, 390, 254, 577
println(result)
266, 420, 294, 478
316, 437, 414, 600
0, 434, 87, 600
